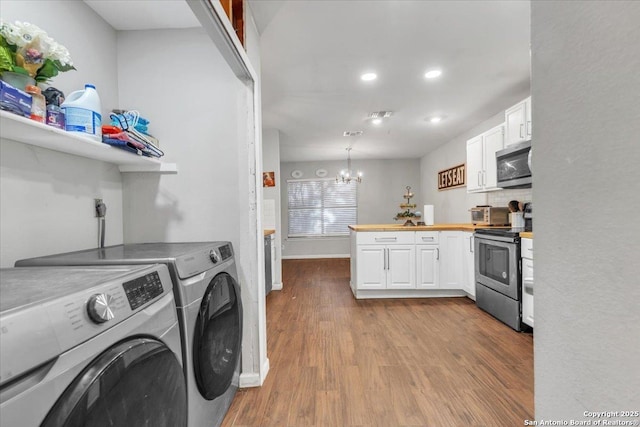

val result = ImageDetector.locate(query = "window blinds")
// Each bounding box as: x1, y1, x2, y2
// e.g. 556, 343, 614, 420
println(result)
287, 179, 357, 237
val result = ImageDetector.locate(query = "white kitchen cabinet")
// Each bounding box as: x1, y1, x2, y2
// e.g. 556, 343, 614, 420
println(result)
466, 124, 504, 192
505, 96, 532, 146
521, 238, 534, 327
462, 232, 476, 299
416, 231, 439, 289
439, 231, 464, 289
355, 232, 416, 290
466, 135, 484, 192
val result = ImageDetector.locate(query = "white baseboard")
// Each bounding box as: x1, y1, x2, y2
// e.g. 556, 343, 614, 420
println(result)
239, 357, 270, 388
261, 357, 270, 383
272, 282, 283, 290
282, 254, 350, 260
239, 372, 261, 388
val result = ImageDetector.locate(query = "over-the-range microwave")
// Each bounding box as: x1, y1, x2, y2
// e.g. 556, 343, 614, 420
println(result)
496, 140, 532, 188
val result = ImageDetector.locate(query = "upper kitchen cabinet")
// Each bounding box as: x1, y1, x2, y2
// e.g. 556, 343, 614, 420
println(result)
505, 96, 532, 146
466, 124, 504, 192
219, 0, 245, 47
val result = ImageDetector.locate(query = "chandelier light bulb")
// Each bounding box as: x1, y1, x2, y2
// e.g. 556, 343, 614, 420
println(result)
336, 147, 363, 184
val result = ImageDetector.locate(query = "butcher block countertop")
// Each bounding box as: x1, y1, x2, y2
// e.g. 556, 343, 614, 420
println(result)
348, 223, 511, 232
264, 229, 275, 236
520, 231, 533, 239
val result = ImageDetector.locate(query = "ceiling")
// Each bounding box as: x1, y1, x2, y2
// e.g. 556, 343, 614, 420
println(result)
249, 0, 531, 162
84, 0, 531, 163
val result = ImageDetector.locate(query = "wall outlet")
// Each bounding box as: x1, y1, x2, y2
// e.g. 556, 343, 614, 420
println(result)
94, 199, 106, 218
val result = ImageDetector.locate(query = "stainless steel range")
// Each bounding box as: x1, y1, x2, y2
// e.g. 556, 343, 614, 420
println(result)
474, 228, 527, 331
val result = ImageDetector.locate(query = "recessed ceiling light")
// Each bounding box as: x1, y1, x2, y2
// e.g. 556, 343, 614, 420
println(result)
361, 72, 377, 81
430, 116, 442, 123
368, 111, 393, 118
343, 131, 364, 137
424, 69, 442, 79
372, 118, 382, 125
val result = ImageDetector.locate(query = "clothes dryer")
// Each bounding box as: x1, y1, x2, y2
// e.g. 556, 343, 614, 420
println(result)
17, 242, 243, 427
0, 264, 186, 427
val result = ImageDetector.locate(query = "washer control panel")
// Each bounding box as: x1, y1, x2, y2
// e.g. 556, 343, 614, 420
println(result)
123, 271, 164, 310
219, 244, 233, 261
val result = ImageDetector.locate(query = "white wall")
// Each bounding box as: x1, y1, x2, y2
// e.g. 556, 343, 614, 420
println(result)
117, 20, 265, 383
532, 0, 640, 420
0, 1, 122, 267
280, 158, 421, 258
118, 28, 243, 244
262, 129, 283, 287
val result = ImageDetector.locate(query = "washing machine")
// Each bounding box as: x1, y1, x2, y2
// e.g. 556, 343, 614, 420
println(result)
0, 264, 186, 427
17, 242, 243, 427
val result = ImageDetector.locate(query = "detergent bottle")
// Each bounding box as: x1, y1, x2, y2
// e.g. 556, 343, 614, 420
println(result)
61, 84, 102, 141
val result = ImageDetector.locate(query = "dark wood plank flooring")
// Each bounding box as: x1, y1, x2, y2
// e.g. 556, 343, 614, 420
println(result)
222, 258, 533, 426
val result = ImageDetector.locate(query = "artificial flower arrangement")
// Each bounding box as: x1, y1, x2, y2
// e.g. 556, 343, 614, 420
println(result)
0, 20, 75, 83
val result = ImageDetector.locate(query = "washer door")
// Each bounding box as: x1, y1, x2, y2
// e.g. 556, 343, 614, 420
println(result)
41, 338, 186, 427
193, 272, 242, 400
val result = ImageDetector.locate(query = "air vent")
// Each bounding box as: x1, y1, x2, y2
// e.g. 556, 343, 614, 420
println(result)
343, 131, 363, 137
368, 111, 393, 119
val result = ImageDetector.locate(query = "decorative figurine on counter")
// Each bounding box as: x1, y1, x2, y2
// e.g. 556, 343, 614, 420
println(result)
394, 186, 421, 226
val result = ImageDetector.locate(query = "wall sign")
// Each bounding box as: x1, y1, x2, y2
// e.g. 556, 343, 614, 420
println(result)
438, 163, 466, 191
263, 171, 275, 187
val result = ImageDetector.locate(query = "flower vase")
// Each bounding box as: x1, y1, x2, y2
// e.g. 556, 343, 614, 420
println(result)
0, 71, 36, 91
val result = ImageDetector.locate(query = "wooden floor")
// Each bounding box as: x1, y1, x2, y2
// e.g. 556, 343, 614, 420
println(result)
222, 258, 533, 427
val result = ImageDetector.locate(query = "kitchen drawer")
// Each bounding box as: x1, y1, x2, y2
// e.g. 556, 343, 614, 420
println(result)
415, 231, 439, 244
521, 238, 533, 259
357, 231, 415, 245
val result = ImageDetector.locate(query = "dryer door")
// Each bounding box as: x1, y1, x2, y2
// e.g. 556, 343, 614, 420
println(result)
193, 272, 242, 400
41, 338, 186, 427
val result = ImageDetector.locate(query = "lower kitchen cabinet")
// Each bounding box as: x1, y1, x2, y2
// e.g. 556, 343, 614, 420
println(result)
416, 231, 440, 289
440, 231, 464, 289
521, 237, 534, 327
350, 229, 472, 299
354, 232, 416, 290
462, 232, 476, 299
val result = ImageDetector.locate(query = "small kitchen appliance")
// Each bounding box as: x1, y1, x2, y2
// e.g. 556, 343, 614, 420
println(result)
496, 140, 532, 188
470, 206, 510, 226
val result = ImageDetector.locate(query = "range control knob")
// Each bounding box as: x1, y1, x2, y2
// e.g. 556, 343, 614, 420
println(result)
87, 293, 115, 324
209, 249, 220, 264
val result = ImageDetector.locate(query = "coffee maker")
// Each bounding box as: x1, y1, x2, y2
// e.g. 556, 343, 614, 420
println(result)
523, 203, 533, 231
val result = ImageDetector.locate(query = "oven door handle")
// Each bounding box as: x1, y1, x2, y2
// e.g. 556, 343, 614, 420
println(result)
475, 235, 518, 244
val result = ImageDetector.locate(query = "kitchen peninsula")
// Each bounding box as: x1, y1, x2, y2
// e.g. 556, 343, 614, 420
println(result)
349, 223, 505, 299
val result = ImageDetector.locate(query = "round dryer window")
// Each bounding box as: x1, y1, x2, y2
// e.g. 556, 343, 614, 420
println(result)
41, 338, 187, 427
193, 272, 243, 400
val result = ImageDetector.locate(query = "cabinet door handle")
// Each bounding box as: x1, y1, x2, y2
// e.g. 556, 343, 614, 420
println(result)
383, 248, 387, 270
478, 171, 481, 187
469, 236, 474, 253
436, 248, 440, 260
375, 237, 397, 242
421, 236, 434, 242
527, 120, 532, 136
520, 123, 524, 138
386, 248, 390, 270
482, 171, 486, 186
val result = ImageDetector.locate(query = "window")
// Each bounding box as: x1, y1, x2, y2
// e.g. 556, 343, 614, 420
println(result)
287, 178, 357, 237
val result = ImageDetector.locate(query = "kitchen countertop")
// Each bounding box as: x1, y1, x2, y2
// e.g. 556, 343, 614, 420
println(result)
348, 223, 511, 232
264, 229, 275, 236
520, 231, 533, 239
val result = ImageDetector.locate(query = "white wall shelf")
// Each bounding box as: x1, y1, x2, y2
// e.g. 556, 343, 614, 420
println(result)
0, 111, 177, 174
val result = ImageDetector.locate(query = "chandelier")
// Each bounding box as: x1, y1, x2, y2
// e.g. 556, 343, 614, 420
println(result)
336, 147, 363, 184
